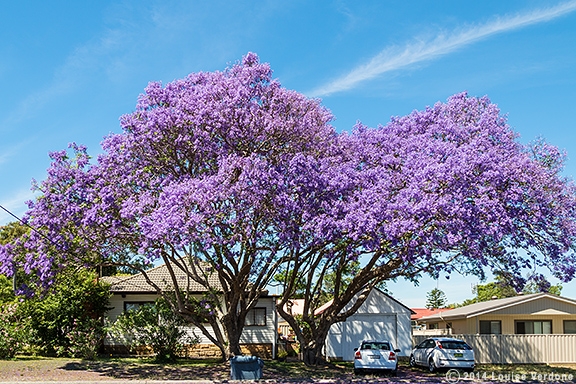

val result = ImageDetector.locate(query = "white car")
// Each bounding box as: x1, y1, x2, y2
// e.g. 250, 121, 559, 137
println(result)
353, 340, 400, 375
410, 337, 475, 372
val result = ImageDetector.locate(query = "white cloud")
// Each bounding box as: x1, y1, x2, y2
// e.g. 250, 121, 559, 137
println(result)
0, 189, 37, 226
309, 0, 576, 97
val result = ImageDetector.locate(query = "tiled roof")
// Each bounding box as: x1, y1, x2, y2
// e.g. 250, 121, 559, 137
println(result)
419, 293, 576, 321
411, 308, 446, 320
106, 259, 222, 293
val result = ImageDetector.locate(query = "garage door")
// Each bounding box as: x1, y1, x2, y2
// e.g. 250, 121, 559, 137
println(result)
326, 314, 397, 361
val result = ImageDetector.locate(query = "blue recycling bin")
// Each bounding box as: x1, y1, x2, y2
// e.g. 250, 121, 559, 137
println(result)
230, 355, 264, 380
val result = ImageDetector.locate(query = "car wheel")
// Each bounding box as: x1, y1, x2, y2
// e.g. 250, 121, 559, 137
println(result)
391, 368, 398, 376
428, 358, 436, 373
354, 368, 362, 375
409, 355, 416, 367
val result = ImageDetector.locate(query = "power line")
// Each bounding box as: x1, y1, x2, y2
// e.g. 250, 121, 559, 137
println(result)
0, 204, 57, 246
0, 204, 25, 224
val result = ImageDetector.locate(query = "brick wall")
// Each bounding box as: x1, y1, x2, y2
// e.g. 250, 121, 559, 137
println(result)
104, 343, 273, 359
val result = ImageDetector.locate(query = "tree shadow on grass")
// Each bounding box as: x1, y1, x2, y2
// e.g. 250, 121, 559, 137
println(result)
61, 360, 230, 381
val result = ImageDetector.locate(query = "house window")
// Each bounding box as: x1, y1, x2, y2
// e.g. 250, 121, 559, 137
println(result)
245, 308, 266, 326
564, 320, 576, 334
480, 320, 502, 334
124, 301, 154, 312
515, 320, 552, 334
428, 323, 439, 330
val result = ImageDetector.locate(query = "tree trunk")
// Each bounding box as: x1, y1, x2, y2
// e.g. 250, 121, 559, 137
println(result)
300, 322, 333, 366
222, 312, 244, 358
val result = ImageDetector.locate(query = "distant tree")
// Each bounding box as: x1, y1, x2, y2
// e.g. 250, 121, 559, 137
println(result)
522, 273, 563, 295
426, 288, 447, 309
460, 272, 562, 306
460, 282, 516, 306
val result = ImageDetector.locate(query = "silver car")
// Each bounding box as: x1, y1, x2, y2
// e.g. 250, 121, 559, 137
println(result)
410, 337, 474, 372
354, 340, 400, 375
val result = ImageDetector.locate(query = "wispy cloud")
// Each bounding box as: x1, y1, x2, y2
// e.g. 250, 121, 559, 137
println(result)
309, 1, 576, 97
0, 188, 36, 225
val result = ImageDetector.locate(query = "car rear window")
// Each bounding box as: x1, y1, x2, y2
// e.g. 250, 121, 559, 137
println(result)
361, 342, 390, 350
439, 341, 471, 350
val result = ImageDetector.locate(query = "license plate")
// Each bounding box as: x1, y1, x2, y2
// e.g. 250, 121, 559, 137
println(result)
454, 353, 463, 358
369, 355, 381, 359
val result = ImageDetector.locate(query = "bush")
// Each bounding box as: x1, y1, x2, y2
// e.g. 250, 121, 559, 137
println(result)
66, 317, 104, 360
0, 303, 28, 359
109, 297, 199, 362
18, 269, 110, 357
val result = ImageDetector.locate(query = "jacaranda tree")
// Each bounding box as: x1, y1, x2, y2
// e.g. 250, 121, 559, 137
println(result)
0, 53, 339, 360
1, 53, 575, 364
275, 93, 576, 364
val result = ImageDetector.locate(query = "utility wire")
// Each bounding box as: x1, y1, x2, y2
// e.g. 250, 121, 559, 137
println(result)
0, 204, 24, 224
0, 204, 57, 245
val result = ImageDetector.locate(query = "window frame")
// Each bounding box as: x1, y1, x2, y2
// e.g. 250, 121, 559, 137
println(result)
123, 301, 154, 313
479, 320, 502, 334
515, 320, 552, 334
563, 320, 576, 334
245, 307, 267, 327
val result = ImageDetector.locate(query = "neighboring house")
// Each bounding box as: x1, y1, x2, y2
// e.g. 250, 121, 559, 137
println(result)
411, 308, 447, 334
322, 288, 415, 361
410, 308, 446, 331
415, 293, 576, 364
278, 298, 306, 341
102, 262, 279, 359
417, 293, 576, 335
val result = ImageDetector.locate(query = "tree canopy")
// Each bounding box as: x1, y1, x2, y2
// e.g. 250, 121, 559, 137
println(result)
426, 288, 447, 309
1, 53, 576, 363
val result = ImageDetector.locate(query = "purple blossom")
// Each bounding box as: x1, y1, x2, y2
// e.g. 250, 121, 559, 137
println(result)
0, 55, 573, 327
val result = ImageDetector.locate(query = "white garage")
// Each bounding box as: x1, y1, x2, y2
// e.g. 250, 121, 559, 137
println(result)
323, 288, 414, 361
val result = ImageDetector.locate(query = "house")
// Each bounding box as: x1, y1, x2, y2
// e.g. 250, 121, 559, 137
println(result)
417, 293, 576, 335
102, 262, 279, 359
322, 288, 414, 361
416, 293, 576, 364
411, 308, 447, 334
277, 298, 306, 340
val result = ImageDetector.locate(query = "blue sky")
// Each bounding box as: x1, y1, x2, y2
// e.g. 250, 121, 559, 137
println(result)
1, 1, 576, 307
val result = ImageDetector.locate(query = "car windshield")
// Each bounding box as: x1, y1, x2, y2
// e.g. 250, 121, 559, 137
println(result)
438, 341, 471, 350
361, 342, 390, 350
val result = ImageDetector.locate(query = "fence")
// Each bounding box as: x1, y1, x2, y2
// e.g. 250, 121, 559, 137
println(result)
412, 334, 576, 364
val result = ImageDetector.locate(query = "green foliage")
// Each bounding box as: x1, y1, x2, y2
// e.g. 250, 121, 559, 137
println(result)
459, 282, 516, 307
0, 275, 15, 304
109, 297, 199, 363
425, 288, 447, 309
18, 269, 110, 358
0, 303, 29, 359
459, 275, 562, 307
523, 281, 562, 296
66, 317, 105, 360
0, 221, 28, 245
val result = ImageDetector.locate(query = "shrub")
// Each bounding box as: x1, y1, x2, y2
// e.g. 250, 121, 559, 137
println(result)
109, 297, 199, 362
18, 269, 110, 357
0, 303, 28, 359
66, 317, 104, 360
